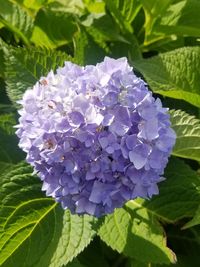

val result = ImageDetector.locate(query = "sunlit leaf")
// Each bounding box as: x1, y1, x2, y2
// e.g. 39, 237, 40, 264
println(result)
0, 162, 97, 267
170, 109, 200, 161
0, 0, 34, 45
31, 8, 77, 48
135, 47, 200, 107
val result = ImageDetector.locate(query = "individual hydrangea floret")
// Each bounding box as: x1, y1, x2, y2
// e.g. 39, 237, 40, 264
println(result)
16, 57, 176, 217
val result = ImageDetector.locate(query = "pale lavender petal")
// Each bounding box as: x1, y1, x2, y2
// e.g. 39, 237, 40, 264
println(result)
129, 144, 151, 169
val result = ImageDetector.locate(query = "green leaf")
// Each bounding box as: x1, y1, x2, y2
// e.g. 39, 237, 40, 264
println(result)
105, 0, 142, 28
183, 205, 200, 229
143, 36, 185, 54
109, 35, 142, 61
117, 0, 142, 25
170, 109, 200, 161
82, 12, 142, 60
74, 28, 106, 65
98, 204, 176, 264
134, 47, 200, 108
142, 158, 200, 223
83, 0, 105, 14
36, 211, 97, 267
0, 162, 97, 267
31, 8, 78, 48
155, 0, 200, 37
5, 47, 72, 104
103, 0, 141, 33
83, 14, 130, 44
0, 0, 34, 45
0, 113, 16, 135
47, 0, 85, 16
0, 128, 24, 172
14, 0, 50, 11
140, 0, 172, 45
140, 0, 172, 16
0, 35, 10, 78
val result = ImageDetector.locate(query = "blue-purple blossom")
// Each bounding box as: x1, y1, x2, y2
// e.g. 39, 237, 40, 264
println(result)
16, 57, 176, 217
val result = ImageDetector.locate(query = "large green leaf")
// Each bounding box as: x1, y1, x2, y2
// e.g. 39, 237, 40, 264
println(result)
0, 0, 34, 45
140, 0, 172, 45
135, 47, 200, 107
31, 8, 78, 48
170, 109, 200, 161
140, 0, 172, 16
155, 0, 200, 37
5, 47, 71, 104
103, 0, 141, 33
36, 211, 97, 267
83, 14, 130, 44
74, 28, 106, 65
83, 13, 142, 60
98, 158, 200, 263
140, 0, 200, 50
98, 203, 176, 264
104, 0, 141, 32
0, 162, 97, 267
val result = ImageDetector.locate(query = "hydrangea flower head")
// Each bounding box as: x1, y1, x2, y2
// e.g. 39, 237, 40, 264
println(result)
16, 57, 176, 217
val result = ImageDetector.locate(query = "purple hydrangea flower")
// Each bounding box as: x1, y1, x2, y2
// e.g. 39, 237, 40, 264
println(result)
16, 57, 176, 217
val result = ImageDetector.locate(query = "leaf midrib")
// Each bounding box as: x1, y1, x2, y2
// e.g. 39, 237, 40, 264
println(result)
3, 198, 54, 229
